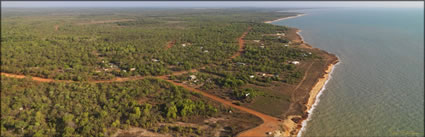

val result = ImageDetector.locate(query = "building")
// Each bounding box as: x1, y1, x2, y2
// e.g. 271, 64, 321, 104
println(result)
189, 75, 197, 80
130, 68, 136, 71
152, 59, 159, 62
249, 75, 255, 78
276, 33, 285, 36
245, 93, 250, 97
253, 40, 260, 43
182, 43, 186, 47
290, 61, 300, 65
236, 62, 246, 66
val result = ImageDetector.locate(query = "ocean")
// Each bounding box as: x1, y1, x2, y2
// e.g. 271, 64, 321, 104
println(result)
273, 8, 424, 136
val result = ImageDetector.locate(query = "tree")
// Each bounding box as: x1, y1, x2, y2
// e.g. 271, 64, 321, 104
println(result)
166, 104, 178, 119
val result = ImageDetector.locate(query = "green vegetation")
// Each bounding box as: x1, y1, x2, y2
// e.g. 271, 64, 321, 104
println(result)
177, 23, 314, 91
232, 88, 265, 103
1, 8, 298, 81
1, 7, 325, 136
0, 77, 218, 136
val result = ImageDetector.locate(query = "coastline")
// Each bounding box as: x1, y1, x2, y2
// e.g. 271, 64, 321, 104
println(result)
265, 14, 339, 137
296, 61, 339, 137
264, 14, 306, 24
283, 31, 339, 137
279, 59, 338, 137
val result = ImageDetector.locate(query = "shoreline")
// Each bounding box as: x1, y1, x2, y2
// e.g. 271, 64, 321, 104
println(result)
296, 61, 340, 137
265, 14, 340, 137
283, 31, 339, 137
296, 30, 305, 43
264, 14, 306, 24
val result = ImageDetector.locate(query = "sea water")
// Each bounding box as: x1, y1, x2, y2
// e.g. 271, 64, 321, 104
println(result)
273, 8, 424, 136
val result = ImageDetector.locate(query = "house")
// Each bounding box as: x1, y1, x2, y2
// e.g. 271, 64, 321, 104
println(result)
253, 40, 260, 43
189, 75, 197, 80
245, 93, 250, 97
261, 73, 266, 77
203, 50, 209, 53
249, 75, 255, 78
95, 70, 101, 73
123, 70, 127, 72
308, 52, 312, 55
236, 62, 246, 66
130, 68, 136, 71
108, 63, 117, 68
290, 61, 300, 65
152, 59, 159, 62
181, 43, 186, 47
260, 46, 265, 48
200, 47, 204, 49
284, 44, 289, 47
276, 33, 285, 36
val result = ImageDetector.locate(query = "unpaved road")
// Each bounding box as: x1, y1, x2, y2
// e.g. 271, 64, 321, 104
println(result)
157, 76, 281, 137
230, 27, 251, 60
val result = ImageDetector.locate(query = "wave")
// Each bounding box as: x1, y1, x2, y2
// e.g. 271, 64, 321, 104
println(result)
297, 60, 341, 137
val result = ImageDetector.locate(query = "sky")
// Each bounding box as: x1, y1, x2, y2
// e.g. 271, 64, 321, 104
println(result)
2, 1, 423, 8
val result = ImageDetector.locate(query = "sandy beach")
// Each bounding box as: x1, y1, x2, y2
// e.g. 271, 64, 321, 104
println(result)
278, 61, 338, 137
297, 61, 340, 137
264, 14, 306, 24
264, 14, 339, 137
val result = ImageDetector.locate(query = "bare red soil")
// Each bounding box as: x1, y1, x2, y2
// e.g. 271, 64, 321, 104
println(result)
165, 40, 176, 50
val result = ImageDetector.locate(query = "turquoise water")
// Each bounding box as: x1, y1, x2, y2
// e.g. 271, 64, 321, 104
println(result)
274, 8, 424, 136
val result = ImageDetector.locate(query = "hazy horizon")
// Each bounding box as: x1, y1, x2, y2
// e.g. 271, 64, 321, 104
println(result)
2, 1, 423, 8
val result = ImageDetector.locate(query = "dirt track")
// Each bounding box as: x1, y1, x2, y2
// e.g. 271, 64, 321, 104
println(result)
158, 76, 281, 137
1, 73, 71, 83
230, 27, 251, 59
54, 25, 59, 31
282, 62, 314, 118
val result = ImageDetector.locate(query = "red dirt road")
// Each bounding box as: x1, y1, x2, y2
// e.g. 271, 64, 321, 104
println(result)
230, 27, 251, 59
158, 76, 281, 137
1, 72, 71, 83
